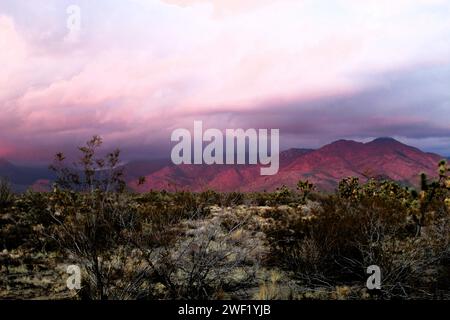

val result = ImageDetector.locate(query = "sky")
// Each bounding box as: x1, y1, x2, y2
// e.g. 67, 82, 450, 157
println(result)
1, 0, 450, 163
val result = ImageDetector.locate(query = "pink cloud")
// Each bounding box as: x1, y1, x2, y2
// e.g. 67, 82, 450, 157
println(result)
160, 0, 279, 16
0, 0, 450, 161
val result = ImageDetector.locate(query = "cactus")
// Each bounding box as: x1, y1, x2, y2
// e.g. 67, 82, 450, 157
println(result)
420, 173, 428, 192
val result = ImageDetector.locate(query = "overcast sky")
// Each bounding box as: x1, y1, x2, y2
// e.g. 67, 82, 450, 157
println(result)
1, 0, 450, 163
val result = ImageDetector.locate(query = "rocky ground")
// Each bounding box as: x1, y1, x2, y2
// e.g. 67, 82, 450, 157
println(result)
0, 250, 73, 299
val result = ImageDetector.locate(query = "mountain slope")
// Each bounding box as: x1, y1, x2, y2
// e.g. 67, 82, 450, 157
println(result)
0, 159, 55, 192
131, 138, 443, 192
247, 137, 442, 191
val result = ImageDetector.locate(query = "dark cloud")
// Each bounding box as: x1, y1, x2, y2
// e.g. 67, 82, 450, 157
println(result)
188, 64, 450, 152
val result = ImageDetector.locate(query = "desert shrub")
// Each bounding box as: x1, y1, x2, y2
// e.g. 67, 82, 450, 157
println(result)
249, 192, 272, 206
222, 191, 245, 207
0, 178, 14, 209
172, 191, 211, 219
46, 137, 151, 299
1, 191, 57, 251
261, 204, 328, 282
48, 188, 148, 299
198, 190, 222, 206
148, 207, 264, 300
49, 135, 127, 193
133, 191, 216, 249
137, 198, 190, 248
46, 137, 227, 299
263, 174, 450, 298
49, 187, 221, 299
250, 187, 315, 207
264, 186, 296, 206
254, 271, 284, 300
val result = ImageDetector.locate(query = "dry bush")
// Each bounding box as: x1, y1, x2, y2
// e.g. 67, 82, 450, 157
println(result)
263, 177, 450, 298
49, 190, 149, 299
1, 191, 56, 252
46, 136, 151, 299
147, 207, 266, 300
254, 271, 284, 300
0, 178, 14, 209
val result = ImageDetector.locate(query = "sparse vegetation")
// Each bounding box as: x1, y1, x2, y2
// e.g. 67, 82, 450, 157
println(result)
0, 178, 14, 209
1, 137, 449, 300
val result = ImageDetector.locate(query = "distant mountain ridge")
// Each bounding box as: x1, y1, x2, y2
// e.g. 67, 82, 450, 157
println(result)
0, 138, 445, 192
0, 159, 55, 192
130, 138, 444, 192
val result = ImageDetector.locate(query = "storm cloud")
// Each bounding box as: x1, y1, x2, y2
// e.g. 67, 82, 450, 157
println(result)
1, 0, 450, 163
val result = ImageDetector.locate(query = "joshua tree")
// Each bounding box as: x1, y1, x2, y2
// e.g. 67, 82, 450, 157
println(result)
297, 179, 316, 204
414, 160, 450, 235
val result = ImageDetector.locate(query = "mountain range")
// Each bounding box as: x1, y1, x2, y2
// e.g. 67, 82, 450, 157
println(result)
0, 159, 56, 192
0, 138, 445, 193
131, 137, 443, 192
